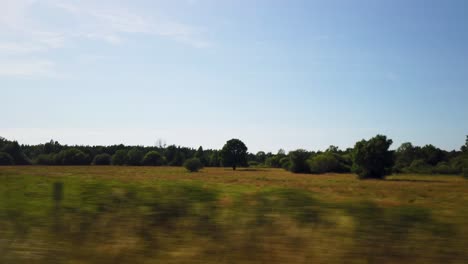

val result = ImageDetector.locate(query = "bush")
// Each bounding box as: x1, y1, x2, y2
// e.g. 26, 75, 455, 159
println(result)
450, 156, 468, 174
35, 154, 57, 165
92, 153, 112, 165
0, 152, 14, 165
408, 159, 432, 174
142, 151, 164, 166
463, 168, 468, 179
184, 158, 203, 172
265, 156, 281, 168
56, 148, 89, 165
308, 153, 348, 174
248, 161, 260, 167
433, 161, 457, 175
289, 150, 311, 173
280, 157, 291, 170
353, 135, 393, 179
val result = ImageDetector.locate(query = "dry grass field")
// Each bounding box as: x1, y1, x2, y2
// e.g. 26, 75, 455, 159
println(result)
1, 166, 467, 263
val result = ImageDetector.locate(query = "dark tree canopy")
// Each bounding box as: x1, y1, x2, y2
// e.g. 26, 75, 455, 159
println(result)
421, 145, 445, 166
462, 135, 468, 152
112, 150, 127, 166
326, 145, 340, 153
255, 151, 267, 164
127, 148, 144, 166
0, 135, 466, 176
308, 152, 349, 174
92, 153, 111, 165
0, 152, 14, 165
1, 141, 31, 165
43, 140, 61, 154
194, 146, 208, 166
353, 135, 394, 179
209, 151, 221, 167
56, 148, 89, 165
288, 149, 311, 173
142, 151, 164, 166
265, 156, 281, 168
220, 139, 248, 170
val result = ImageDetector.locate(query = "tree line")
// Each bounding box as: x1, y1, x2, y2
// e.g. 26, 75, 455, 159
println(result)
0, 135, 467, 179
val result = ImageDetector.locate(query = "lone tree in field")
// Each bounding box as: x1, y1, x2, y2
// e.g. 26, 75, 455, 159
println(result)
352, 134, 394, 179
220, 139, 248, 170
184, 158, 203, 172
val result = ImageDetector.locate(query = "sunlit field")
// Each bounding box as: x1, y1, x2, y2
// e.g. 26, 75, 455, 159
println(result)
1, 166, 467, 263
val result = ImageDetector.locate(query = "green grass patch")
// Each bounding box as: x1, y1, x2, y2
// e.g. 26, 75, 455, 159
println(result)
0, 166, 467, 263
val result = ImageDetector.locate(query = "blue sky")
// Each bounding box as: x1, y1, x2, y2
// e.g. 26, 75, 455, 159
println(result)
1, 0, 467, 152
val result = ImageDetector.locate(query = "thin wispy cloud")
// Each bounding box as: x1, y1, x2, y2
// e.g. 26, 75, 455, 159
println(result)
0, 59, 61, 78
0, 0, 210, 77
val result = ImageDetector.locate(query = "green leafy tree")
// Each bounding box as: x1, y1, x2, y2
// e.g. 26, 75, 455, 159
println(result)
194, 146, 208, 166
209, 151, 221, 167
421, 144, 445, 166
0, 152, 14, 165
288, 149, 311, 173
408, 159, 433, 174
1, 141, 31, 165
220, 139, 248, 170
308, 152, 349, 174
277, 149, 286, 156
326, 145, 339, 153
433, 161, 458, 175
184, 158, 203, 172
170, 151, 185, 166
35, 154, 57, 165
92, 153, 111, 165
450, 155, 468, 174
255, 151, 266, 164
352, 135, 394, 179
0, 137, 8, 149
56, 148, 89, 165
142, 151, 164, 166
280, 156, 291, 170
112, 150, 127, 165
462, 135, 468, 152
44, 139, 61, 154
265, 156, 280, 168
394, 142, 417, 171
164, 145, 185, 166
127, 148, 144, 166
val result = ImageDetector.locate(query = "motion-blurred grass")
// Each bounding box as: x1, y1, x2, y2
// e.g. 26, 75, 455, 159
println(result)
0, 166, 467, 263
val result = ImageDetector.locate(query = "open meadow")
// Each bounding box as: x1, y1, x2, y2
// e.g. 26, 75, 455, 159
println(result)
1, 166, 468, 263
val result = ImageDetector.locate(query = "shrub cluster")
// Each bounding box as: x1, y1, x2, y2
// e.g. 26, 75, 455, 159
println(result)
184, 158, 203, 172
308, 152, 350, 174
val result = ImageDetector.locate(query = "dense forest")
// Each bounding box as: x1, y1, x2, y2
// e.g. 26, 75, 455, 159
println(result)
0, 135, 467, 177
